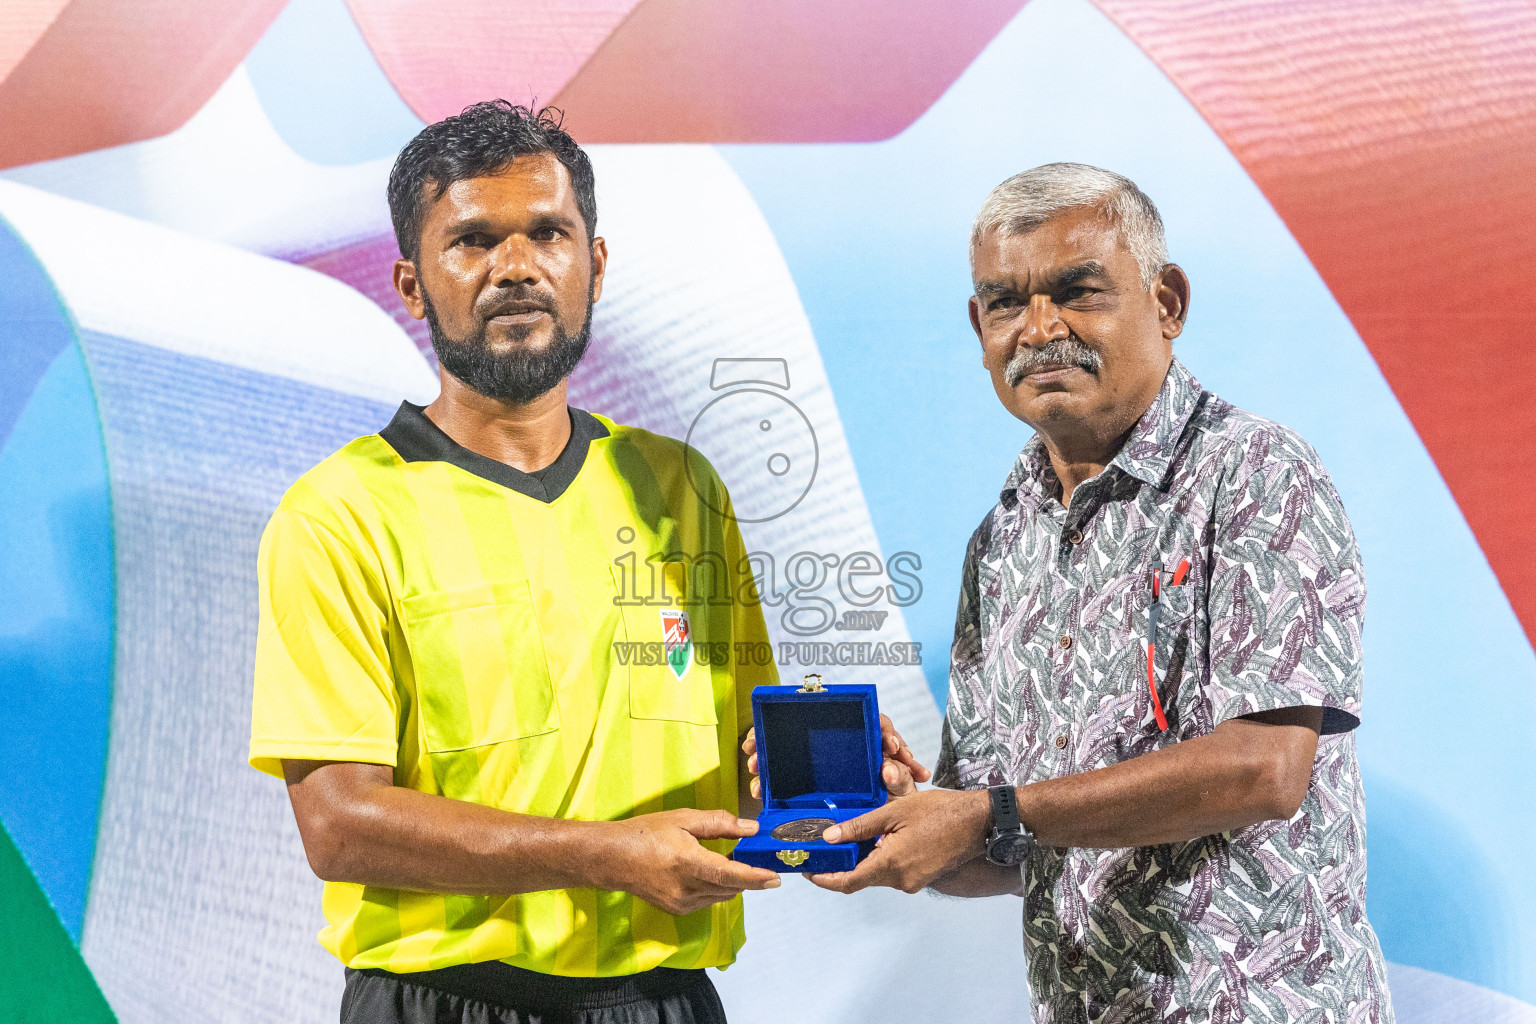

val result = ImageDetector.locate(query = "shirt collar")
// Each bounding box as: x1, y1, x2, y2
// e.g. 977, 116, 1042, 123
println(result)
1001, 357, 1204, 506
1109, 357, 1203, 489
379, 401, 610, 503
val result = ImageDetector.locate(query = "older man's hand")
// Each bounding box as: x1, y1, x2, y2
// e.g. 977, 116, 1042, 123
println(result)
806, 788, 991, 894
743, 714, 930, 800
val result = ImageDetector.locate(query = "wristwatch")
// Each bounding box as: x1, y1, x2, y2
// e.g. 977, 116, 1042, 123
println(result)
985, 785, 1034, 867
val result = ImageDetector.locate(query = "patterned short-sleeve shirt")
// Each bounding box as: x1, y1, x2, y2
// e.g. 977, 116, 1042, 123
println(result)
935, 359, 1394, 1024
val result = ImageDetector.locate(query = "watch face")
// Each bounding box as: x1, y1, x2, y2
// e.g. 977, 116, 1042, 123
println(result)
986, 830, 1032, 867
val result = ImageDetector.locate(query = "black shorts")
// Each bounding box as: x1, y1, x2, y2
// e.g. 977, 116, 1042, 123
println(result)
340, 961, 729, 1024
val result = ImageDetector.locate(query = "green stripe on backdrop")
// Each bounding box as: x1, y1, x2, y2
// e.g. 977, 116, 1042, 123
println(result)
0, 819, 115, 1022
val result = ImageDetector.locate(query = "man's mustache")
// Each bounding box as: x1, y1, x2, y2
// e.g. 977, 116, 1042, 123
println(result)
1005, 337, 1103, 386
476, 288, 558, 320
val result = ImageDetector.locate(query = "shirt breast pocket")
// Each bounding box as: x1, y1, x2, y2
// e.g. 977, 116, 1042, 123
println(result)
1157, 582, 1196, 628
1106, 576, 1196, 637
1090, 579, 1197, 695
400, 580, 560, 752
616, 560, 720, 726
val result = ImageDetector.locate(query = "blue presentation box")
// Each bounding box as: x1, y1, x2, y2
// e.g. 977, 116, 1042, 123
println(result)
731, 677, 887, 874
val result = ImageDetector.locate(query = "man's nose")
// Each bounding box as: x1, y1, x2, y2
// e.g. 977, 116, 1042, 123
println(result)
489, 235, 540, 287
1018, 294, 1068, 348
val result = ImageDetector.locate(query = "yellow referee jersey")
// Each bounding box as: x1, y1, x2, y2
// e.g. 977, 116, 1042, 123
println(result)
250, 402, 777, 977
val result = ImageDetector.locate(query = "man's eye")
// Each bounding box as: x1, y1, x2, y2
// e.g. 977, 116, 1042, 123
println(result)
1060, 286, 1092, 302
455, 233, 489, 248
533, 227, 562, 241
988, 297, 1018, 310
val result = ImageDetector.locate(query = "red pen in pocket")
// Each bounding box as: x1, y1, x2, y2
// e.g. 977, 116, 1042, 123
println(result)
1146, 558, 1190, 730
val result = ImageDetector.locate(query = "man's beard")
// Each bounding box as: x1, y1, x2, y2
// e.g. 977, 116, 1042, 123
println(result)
1004, 335, 1103, 386
423, 288, 593, 405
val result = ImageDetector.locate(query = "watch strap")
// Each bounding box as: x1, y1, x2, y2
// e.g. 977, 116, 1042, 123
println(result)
989, 785, 1021, 833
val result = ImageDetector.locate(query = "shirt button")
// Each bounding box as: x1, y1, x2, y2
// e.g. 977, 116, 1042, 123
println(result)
1066, 527, 1084, 545
1055, 734, 1068, 749
1059, 635, 1072, 650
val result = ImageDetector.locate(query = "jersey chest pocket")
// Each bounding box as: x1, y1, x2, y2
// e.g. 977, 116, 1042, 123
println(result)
615, 561, 720, 726
400, 580, 559, 752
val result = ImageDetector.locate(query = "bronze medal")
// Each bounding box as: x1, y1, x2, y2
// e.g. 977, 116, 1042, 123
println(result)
771, 817, 836, 842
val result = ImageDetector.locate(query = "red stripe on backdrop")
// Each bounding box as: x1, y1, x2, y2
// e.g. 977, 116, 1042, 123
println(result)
1092, 0, 1536, 650
345, 0, 1028, 142
0, 0, 287, 168
341, 0, 642, 124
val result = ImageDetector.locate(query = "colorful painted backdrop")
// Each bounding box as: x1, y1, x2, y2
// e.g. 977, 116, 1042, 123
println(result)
2, 1, 1534, 1021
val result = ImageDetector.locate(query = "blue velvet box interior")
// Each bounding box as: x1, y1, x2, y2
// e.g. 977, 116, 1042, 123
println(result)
731, 682, 886, 873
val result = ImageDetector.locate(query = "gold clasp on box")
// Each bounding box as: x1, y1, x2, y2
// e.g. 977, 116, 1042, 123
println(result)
798, 673, 825, 693
776, 849, 810, 867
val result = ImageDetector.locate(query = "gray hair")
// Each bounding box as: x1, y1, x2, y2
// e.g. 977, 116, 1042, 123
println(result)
970, 163, 1169, 289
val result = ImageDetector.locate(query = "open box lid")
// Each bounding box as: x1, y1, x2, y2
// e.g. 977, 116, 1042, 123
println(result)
752, 677, 887, 811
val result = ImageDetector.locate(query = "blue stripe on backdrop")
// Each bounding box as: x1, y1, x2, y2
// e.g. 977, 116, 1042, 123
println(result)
0, 211, 76, 451
721, 0, 1536, 1004
0, 347, 114, 941
0, 209, 113, 942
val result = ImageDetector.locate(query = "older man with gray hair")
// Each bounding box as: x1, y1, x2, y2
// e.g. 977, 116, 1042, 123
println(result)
804, 164, 1395, 1022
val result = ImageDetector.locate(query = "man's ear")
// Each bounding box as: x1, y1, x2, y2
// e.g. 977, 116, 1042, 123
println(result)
1155, 263, 1190, 341
589, 236, 609, 304
968, 295, 984, 347
394, 259, 425, 321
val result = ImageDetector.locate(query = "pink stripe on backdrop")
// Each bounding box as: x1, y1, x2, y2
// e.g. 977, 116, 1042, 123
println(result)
0, 1, 68, 80
342, 0, 641, 123
0, 0, 287, 168
347, 0, 1028, 141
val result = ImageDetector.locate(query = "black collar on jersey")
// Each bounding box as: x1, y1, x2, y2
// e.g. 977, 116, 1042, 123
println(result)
380, 401, 609, 503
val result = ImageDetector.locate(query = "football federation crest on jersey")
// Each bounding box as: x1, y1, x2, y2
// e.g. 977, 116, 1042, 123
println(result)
660, 609, 692, 680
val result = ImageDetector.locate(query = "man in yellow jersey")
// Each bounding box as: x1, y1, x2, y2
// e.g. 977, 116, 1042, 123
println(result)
249, 101, 791, 1023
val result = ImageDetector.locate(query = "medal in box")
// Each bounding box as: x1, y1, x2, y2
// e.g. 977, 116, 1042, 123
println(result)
732, 675, 887, 873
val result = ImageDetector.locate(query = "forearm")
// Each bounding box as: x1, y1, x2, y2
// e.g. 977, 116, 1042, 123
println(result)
808, 713, 1320, 896
1017, 716, 1313, 849
285, 761, 632, 895
929, 855, 1022, 898
311, 783, 625, 895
